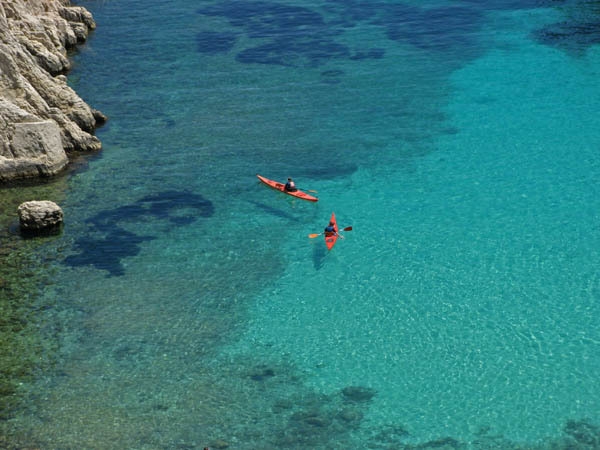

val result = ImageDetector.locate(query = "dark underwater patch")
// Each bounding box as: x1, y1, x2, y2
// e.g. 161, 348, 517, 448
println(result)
320, 69, 344, 77
534, 20, 600, 53
63, 190, 214, 276
376, 4, 483, 53
564, 419, 600, 447
236, 37, 350, 67
195, 0, 575, 74
529, 0, 600, 54
341, 385, 376, 402
454, 0, 600, 56
197, 0, 388, 69
247, 3, 325, 37
322, 0, 379, 25
199, 1, 329, 39
249, 365, 276, 381
63, 229, 152, 277
460, 0, 558, 10
319, 68, 344, 84
196, 31, 238, 54
350, 48, 385, 60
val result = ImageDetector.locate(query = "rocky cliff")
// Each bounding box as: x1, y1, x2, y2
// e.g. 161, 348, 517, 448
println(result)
0, 0, 104, 182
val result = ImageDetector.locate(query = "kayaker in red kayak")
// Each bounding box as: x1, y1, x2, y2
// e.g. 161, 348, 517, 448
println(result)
284, 177, 298, 192
324, 220, 337, 237
257, 174, 318, 202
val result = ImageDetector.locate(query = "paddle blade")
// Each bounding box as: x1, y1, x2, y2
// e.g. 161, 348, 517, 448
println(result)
342, 226, 353, 231
308, 233, 321, 238
308, 189, 318, 193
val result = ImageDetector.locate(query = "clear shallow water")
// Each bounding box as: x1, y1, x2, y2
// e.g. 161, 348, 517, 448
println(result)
4, 0, 600, 448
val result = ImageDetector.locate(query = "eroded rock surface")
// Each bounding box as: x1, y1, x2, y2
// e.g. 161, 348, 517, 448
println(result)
18, 200, 64, 235
0, 0, 104, 182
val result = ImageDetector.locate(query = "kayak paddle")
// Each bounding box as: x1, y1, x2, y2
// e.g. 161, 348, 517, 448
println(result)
308, 226, 352, 238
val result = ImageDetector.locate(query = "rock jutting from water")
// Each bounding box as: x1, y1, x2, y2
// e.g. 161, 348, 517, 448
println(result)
0, 0, 105, 182
17, 200, 63, 235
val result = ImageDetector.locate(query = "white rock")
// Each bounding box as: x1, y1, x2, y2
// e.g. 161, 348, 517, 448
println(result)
0, 0, 104, 182
18, 200, 64, 234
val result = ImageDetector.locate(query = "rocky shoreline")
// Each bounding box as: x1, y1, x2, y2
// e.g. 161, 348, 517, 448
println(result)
0, 0, 104, 182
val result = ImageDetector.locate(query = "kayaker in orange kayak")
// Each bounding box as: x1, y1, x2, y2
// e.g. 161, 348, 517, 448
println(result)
284, 177, 298, 192
324, 220, 337, 237
257, 174, 318, 202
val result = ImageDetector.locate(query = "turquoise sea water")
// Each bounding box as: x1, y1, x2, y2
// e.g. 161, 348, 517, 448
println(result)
4, 0, 600, 448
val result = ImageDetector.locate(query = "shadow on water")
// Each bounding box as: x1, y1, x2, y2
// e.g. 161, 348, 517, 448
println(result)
248, 200, 300, 223
63, 190, 214, 276
312, 238, 327, 271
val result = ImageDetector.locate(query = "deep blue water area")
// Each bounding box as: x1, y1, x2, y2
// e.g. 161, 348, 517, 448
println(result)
3, 0, 600, 448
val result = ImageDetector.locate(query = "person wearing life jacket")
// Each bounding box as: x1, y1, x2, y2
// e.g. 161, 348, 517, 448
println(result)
324, 221, 336, 237
284, 177, 298, 192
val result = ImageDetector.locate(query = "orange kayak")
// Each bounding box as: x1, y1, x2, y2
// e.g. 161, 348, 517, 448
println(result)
257, 174, 318, 202
325, 212, 338, 250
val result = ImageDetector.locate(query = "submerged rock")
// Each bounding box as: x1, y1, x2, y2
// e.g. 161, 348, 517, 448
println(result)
18, 200, 63, 235
341, 385, 377, 402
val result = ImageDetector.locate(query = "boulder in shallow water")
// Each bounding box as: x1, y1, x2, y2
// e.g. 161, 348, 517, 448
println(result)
18, 200, 63, 235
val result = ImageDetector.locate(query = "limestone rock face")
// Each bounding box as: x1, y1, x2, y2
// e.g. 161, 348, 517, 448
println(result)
0, 0, 104, 182
1, 117, 69, 179
18, 200, 64, 235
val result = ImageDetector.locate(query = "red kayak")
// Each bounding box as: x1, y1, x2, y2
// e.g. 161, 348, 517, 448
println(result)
257, 174, 318, 202
325, 212, 339, 250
